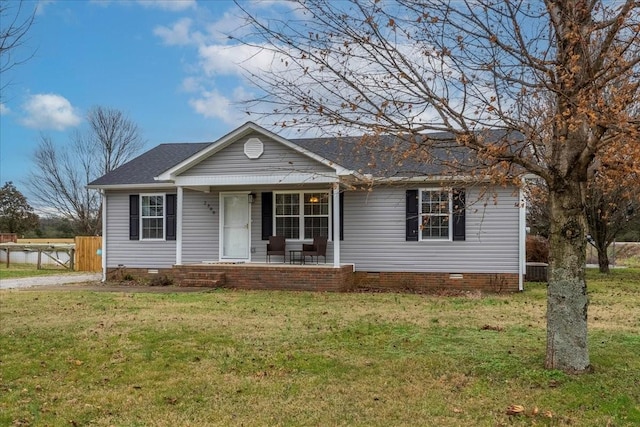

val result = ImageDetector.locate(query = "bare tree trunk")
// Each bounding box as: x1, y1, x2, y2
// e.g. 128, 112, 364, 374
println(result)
545, 184, 591, 373
597, 245, 610, 273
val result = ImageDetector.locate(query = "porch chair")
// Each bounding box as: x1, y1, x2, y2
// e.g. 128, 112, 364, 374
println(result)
302, 235, 328, 264
266, 235, 286, 263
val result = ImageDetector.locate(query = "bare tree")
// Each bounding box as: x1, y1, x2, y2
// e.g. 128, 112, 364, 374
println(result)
0, 0, 36, 97
585, 184, 640, 273
527, 167, 640, 273
27, 106, 145, 235
81, 106, 147, 176
236, 0, 640, 373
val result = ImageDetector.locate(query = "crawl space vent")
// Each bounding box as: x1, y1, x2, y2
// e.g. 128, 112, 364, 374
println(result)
244, 138, 264, 159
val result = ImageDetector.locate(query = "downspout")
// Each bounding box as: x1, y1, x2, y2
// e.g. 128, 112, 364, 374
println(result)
101, 189, 107, 282
518, 185, 526, 291
332, 182, 340, 268
176, 186, 183, 265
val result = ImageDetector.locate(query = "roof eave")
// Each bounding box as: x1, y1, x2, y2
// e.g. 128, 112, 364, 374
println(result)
87, 182, 176, 191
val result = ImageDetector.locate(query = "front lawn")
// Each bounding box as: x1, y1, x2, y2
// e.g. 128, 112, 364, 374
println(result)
0, 263, 69, 280
0, 269, 638, 426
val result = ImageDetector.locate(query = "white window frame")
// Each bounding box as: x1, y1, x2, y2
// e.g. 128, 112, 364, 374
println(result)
273, 190, 331, 241
140, 193, 165, 241
419, 188, 452, 241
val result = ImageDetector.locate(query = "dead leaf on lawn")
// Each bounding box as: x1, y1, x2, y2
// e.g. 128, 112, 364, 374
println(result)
164, 396, 179, 405
481, 324, 504, 332
505, 404, 525, 415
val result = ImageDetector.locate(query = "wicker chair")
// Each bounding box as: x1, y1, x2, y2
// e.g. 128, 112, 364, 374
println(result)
302, 235, 328, 264
266, 236, 286, 263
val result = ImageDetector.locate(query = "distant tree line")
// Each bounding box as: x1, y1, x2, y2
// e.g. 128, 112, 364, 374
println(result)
0, 182, 74, 238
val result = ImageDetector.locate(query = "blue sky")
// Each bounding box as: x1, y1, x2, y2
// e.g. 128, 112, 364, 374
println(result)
1, 0, 293, 193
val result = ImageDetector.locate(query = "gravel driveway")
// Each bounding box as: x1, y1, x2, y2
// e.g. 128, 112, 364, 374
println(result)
0, 273, 102, 289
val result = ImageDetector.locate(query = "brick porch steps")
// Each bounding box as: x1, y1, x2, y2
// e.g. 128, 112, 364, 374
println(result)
178, 271, 226, 288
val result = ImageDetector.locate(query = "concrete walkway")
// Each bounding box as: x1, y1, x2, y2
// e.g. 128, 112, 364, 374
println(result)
0, 273, 102, 290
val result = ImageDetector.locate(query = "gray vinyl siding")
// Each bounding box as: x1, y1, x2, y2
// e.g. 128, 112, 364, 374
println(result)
104, 189, 176, 268
181, 133, 335, 177
341, 186, 520, 273
181, 189, 219, 262
104, 185, 518, 272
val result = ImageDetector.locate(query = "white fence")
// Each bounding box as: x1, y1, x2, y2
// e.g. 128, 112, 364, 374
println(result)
0, 246, 72, 267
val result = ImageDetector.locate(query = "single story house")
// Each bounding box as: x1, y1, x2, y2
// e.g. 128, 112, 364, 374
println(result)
88, 121, 526, 292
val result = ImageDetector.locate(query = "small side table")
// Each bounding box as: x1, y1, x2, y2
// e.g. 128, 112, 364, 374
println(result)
289, 250, 304, 264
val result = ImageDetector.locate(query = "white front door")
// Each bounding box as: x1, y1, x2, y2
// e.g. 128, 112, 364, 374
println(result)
220, 193, 251, 261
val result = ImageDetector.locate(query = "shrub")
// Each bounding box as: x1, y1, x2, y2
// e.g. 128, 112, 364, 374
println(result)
149, 275, 173, 287
526, 235, 549, 263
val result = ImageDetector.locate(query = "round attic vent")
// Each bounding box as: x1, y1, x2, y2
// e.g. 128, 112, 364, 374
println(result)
244, 137, 264, 159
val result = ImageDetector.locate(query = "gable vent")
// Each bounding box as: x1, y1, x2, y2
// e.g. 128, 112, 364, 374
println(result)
244, 138, 264, 159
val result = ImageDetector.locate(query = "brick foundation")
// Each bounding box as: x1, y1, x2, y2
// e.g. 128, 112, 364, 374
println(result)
106, 265, 519, 293
107, 264, 355, 292
353, 271, 519, 293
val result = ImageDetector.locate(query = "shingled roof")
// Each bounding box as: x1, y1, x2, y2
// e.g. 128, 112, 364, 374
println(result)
88, 142, 212, 187
291, 132, 482, 178
89, 127, 521, 187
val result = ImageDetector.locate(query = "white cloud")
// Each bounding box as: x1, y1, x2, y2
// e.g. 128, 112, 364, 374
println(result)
0, 103, 10, 115
21, 94, 82, 130
136, 0, 196, 12
188, 89, 235, 123
205, 11, 247, 43
180, 76, 202, 93
153, 17, 195, 46
36, 0, 56, 16
197, 43, 280, 77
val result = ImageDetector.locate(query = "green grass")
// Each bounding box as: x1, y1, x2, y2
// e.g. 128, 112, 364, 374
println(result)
0, 269, 638, 426
0, 263, 69, 279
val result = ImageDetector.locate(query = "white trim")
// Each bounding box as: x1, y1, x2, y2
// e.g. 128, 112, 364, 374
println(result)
219, 192, 251, 261
176, 187, 183, 265
156, 122, 358, 181
101, 190, 107, 282
174, 173, 338, 187
273, 190, 331, 241
374, 175, 490, 184
418, 188, 453, 242
518, 186, 526, 291
332, 183, 340, 268
87, 183, 174, 190
140, 193, 166, 241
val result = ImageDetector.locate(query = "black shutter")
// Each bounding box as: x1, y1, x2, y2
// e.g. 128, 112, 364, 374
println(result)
129, 195, 139, 240
452, 188, 466, 241
406, 190, 419, 241
332, 191, 345, 241
166, 194, 177, 241
261, 192, 273, 240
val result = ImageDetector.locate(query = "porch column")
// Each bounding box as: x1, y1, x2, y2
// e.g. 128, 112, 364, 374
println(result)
100, 189, 107, 282
332, 182, 340, 268
176, 186, 183, 265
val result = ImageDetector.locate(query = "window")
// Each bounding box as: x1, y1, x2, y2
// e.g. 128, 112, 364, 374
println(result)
275, 191, 329, 239
420, 189, 451, 240
141, 194, 165, 240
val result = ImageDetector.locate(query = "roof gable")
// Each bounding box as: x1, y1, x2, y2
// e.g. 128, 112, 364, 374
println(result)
156, 122, 355, 181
